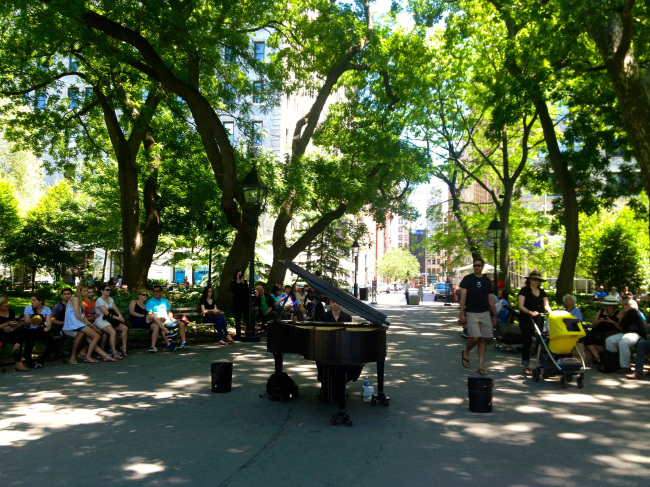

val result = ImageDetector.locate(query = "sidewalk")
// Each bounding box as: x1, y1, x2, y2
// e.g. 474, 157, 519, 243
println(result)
1, 292, 648, 486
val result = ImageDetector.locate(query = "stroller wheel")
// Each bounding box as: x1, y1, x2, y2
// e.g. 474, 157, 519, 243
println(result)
532, 369, 540, 382
560, 376, 568, 389
565, 375, 572, 383
577, 377, 584, 389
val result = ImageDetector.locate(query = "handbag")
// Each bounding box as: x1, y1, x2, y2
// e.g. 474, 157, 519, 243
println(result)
104, 308, 121, 327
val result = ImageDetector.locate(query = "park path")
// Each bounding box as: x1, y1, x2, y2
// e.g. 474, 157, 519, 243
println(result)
0, 291, 648, 486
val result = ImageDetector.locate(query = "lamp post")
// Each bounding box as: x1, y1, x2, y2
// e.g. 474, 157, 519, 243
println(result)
241, 166, 264, 343
206, 221, 214, 287
487, 217, 503, 287
352, 239, 359, 299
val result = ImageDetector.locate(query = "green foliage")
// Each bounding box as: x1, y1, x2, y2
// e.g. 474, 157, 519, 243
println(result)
0, 120, 45, 213
298, 216, 360, 288
0, 219, 76, 281
378, 247, 421, 281
587, 208, 650, 290
0, 181, 21, 242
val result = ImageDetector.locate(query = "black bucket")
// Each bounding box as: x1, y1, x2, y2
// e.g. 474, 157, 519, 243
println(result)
211, 360, 233, 393
467, 377, 494, 413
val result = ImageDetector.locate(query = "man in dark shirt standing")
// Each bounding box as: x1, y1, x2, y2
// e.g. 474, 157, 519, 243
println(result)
459, 257, 497, 375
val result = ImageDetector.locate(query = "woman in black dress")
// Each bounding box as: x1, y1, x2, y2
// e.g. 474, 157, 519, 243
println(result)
517, 270, 552, 375
231, 269, 248, 340
583, 295, 620, 364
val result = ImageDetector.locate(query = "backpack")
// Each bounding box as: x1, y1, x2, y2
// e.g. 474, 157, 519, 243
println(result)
264, 372, 299, 401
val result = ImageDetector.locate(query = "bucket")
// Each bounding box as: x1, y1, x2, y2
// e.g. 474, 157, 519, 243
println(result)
467, 377, 494, 413
211, 360, 233, 393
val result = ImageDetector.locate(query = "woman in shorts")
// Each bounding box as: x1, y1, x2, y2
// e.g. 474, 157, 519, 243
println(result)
95, 284, 128, 359
63, 284, 116, 364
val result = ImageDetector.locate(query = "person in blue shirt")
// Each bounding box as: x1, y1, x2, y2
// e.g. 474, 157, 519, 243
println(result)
146, 285, 189, 349
594, 285, 607, 301
23, 292, 57, 369
563, 294, 583, 322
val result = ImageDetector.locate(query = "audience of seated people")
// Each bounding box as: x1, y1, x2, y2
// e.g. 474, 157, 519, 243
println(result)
5, 279, 650, 381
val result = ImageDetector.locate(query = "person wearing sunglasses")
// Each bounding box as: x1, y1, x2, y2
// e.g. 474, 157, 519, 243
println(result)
95, 284, 128, 359
459, 257, 497, 376
129, 289, 175, 352
146, 286, 189, 349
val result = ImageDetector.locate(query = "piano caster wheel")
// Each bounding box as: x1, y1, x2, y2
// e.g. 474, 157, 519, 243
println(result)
331, 412, 352, 427
371, 393, 390, 406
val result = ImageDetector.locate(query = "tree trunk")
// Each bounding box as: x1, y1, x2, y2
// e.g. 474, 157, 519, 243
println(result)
266, 203, 348, 288
101, 249, 108, 282
532, 97, 580, 302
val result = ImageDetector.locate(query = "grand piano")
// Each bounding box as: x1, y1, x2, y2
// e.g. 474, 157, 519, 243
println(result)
267, 260, 390, 426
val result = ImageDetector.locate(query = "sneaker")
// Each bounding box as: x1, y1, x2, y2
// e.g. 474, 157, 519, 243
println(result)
148, 347, 158, 353
167, 343, 176, 352
179, 342, 189, 349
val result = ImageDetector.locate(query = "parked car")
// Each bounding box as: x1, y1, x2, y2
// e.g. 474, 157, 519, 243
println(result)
433, 282, 453, 301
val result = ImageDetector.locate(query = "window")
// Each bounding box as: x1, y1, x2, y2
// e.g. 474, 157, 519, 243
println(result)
84, 86, 94, 102
252, 121, 263, 146
253, 81, 262, 104
223, 121, 234, 145
398, 227, 403, 233
398, 218, 404, 224
254, 41, 265, 61
224, 47, 236, 63
398, 235, 402, 241
69, 57, 79, 71
68, 87, 79, 109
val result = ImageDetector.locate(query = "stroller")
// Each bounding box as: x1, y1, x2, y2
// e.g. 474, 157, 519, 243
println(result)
532, 310, 587, 389
494, 303, 523, 353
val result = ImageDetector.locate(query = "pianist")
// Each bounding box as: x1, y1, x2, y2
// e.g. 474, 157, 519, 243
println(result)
319, 300, 351, 323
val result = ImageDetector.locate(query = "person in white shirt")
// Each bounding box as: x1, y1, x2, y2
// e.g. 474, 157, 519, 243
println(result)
95, 284, 129, 358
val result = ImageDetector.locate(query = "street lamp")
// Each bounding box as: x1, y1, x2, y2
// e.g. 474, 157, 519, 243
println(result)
487, 217, 503, 287
352, 239, 359, 298
206, 221, 214, 287
241, 166, 264, 343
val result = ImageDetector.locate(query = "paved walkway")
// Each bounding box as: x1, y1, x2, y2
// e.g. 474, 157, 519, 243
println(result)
1, 291, 648, 486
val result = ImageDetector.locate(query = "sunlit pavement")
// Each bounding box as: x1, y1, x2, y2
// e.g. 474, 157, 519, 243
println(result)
1, 290, 648, 486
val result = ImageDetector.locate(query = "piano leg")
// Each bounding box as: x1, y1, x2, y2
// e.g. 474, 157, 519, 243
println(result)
372, 359, 390, 406
330, 370, 352, 427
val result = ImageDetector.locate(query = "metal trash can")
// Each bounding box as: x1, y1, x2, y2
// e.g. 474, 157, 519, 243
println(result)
211, 360, 233, 393
467, 377, 494, 412
359, 287, 368, 301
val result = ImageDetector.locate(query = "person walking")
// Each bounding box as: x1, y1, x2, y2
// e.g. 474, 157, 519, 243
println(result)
459, 257, 497, 375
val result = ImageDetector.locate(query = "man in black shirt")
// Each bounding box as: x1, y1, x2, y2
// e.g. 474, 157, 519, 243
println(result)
320, 300, 352, 323
459, 257, 497, 375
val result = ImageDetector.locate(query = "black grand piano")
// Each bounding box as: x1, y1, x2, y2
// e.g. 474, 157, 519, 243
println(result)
266, 260, 390, 426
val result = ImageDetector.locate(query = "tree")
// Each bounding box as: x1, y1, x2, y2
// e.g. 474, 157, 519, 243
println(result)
378, 248, 420, 282
565, 0, 650, 236
0, 181, 21, 243
0, 219, 76, 290
409, 0, 634, 301
594, 222, 648, 292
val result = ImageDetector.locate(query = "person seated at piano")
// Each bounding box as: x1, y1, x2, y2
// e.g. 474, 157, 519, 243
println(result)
320, 300, 352, 323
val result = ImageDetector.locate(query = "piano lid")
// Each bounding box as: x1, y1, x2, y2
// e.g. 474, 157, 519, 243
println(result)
281, 260, 390, 327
